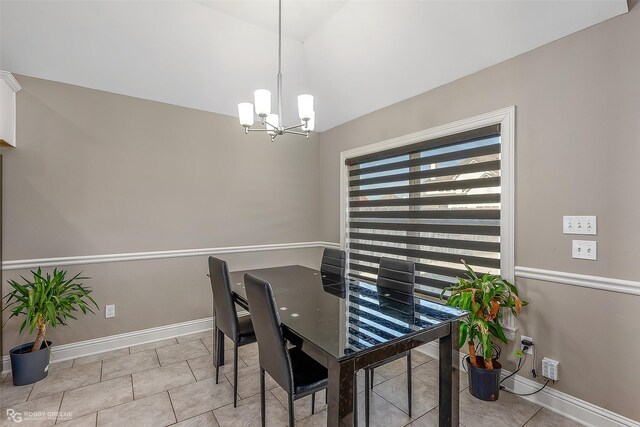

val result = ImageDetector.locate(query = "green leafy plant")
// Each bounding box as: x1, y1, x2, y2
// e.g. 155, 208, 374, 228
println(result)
3, 268, 98, 352
440, 260, 527, 370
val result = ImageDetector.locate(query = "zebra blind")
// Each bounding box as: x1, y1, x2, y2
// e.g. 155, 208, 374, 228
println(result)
346, 125, 502, 297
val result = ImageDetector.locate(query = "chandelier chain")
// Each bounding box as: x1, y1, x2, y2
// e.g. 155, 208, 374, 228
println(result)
277, 0, 283, 126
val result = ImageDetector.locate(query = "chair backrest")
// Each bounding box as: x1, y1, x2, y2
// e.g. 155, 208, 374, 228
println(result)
376, 257, 415, 294
208, 256, 240, 341
377, 290, 415, 318
244, 273, 293, 393
320, 248, 346, 277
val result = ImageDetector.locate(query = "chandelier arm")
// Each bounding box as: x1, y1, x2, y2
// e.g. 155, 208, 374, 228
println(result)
247, 128, 270, 132
264, 118, 278, 129
282, 123, 306, 131
284, 130, 308, 136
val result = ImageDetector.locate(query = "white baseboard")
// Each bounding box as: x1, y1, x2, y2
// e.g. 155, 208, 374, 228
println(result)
2, 317, 215, 372
415, 343, 639, 427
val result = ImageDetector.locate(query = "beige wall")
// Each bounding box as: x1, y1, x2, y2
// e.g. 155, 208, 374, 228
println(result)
4, 75, 322, 260
1, 75, 324, 350
318, 6, 640, 421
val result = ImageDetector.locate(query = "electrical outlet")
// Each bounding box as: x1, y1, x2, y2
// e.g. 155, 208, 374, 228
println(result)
572, 240, 597, 260
105, 304, 116, 318
542, 357, 559, 381
520, 335, 534, 355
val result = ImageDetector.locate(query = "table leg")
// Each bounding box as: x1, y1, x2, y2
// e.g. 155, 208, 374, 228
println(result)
327, 358, 355, 426
439, 320, 460, 426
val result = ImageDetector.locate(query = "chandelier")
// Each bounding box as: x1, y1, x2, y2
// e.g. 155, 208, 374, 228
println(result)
237, 0, 315, 142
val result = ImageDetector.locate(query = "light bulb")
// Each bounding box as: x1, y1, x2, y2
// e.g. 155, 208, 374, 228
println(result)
297, 94, 314, 121
237, 103, 254, 127
254, 90, 271, 117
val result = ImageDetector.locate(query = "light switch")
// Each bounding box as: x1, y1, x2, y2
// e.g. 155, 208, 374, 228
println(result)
563, 216, 597, 235
572, 240, 597, 260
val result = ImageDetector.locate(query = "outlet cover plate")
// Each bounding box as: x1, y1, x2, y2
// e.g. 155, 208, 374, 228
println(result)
542, 357, 559, 381
105, 304, 116, 318
520, 335, 534, 355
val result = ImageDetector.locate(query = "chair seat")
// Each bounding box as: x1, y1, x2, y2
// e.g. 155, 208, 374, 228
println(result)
237, 315, 256, 344
289, 347, 328, 396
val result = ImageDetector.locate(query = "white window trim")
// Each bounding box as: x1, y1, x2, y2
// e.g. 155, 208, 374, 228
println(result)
339, 105, 516, 294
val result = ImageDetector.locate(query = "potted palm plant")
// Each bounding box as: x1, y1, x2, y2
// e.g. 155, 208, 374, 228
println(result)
3, 268, 98, 385
441, 260, 527, 401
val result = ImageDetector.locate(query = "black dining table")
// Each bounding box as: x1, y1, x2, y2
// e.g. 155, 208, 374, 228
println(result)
214, 265, 466, 426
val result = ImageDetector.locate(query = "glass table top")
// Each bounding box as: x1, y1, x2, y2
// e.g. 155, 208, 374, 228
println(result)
229, 265, 468, 361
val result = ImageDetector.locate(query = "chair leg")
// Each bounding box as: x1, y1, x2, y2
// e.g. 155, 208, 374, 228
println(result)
233, 343, 239, 407
370, 368, 374, 389
364, 368, 371, 427
311, 392, 315, 414
214, 328, 220, 384
353, 379, 358, 427
407, 352, 412, 417
260, 367, 266, 427
288, 393, 295, 426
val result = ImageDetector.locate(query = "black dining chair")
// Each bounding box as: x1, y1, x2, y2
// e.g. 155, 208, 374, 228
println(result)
208, 256, 257, 407
244, 273, 328, 427
320, 247, 346, 277
364, 257, 416, 426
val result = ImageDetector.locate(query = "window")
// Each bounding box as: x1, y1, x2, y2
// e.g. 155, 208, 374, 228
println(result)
343, 115, 513, 298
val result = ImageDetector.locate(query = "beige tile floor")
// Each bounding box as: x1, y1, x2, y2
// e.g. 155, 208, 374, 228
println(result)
0, 331, 583, 426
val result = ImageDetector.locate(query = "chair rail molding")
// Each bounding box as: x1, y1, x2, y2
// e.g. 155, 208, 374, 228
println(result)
515, 266, 640, 297
2, 241, 341, 271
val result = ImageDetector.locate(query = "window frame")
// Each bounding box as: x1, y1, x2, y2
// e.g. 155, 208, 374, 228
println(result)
339, 107, 516, 286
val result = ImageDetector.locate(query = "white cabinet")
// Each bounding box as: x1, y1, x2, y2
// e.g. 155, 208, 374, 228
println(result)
0, 71, 22, 147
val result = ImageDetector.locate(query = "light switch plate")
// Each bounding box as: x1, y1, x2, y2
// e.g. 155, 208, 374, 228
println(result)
572, 240, 597, 260
563, 216, 597, 235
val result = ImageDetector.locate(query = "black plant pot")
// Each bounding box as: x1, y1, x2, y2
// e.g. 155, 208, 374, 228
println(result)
9, 341, 52, 386
466, 356, 502, 401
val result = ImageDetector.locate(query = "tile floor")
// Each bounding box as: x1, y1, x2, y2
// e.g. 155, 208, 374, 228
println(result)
0, 330, 583, 426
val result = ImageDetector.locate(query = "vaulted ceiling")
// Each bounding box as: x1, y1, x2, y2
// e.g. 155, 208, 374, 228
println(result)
0, 0, 628, 131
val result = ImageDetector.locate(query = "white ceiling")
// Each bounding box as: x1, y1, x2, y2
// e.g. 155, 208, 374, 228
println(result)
0, 0, 628, 131
195, 0, 347, 42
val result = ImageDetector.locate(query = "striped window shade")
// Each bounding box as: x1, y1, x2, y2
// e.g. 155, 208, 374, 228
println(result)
345, 125, 502, 298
